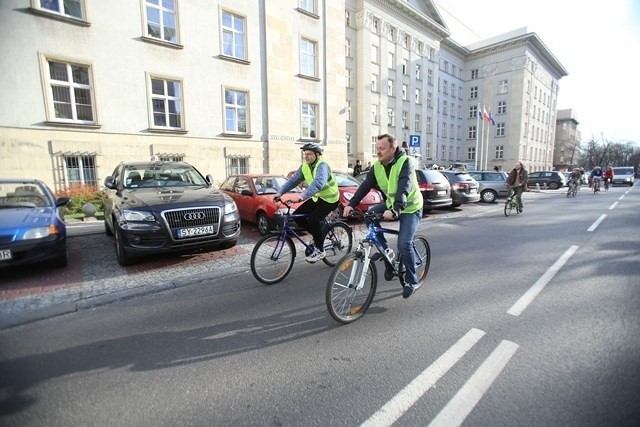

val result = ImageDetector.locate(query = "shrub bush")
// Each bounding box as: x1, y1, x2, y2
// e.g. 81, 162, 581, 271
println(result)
56, 185, 104, 216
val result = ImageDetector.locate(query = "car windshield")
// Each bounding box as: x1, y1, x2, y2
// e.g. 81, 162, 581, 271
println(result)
123, 163, 208, 188
253, 176, 301, 194
0, 182, 49, 208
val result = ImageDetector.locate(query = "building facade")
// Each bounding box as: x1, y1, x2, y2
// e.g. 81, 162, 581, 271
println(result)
0, 0, 569, 192
553, 109, 581, 171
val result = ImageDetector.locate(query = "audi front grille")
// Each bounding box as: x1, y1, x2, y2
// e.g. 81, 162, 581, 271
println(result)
161, 207, 221, 240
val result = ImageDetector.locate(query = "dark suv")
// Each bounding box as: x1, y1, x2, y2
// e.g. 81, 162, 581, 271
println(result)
439, 171, 481, 207
102, 161, 241, 266
415, 169, 453, 213
527, 171, 566, 190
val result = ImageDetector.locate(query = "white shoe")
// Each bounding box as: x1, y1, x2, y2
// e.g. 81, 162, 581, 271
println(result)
305, 249, 325, 263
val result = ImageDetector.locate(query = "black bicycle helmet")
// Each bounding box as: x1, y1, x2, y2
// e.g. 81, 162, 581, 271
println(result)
300, 142, 323, 154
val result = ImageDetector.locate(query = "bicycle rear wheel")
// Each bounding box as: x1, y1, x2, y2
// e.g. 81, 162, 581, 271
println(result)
412, 235, 431, 286
250, 234, 295, 285
322, 221, 353, 267
326, 252, 377, 324
504, 199, 513, 216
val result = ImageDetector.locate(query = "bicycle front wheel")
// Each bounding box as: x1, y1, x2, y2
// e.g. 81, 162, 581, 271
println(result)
322, 221, 353, 267
326, 252, 377, 324
504, 199, 513, 216
412, 235, 431, 286
250, 234, 295, 285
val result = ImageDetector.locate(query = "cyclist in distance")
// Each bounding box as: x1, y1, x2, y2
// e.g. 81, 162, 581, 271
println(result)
506, 161, 529, 213
590, 166, 604, 189
569, 168, 582, 189
604, 166, 614, 189
343, 134, 424, 299
274, 143, 340, 263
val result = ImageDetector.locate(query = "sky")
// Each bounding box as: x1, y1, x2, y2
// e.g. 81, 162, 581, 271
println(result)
434, 0, 640, 144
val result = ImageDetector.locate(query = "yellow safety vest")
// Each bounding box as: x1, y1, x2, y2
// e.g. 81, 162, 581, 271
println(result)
301, 158, 340, 203
373, 155, 422, 214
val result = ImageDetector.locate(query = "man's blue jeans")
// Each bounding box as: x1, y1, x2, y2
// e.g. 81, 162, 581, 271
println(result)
369, 204, 422, 285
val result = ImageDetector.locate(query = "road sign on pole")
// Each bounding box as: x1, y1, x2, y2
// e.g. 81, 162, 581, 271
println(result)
409, 135, 420, 148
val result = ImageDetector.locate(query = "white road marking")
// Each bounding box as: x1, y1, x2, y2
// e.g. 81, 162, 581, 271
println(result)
507, 245, 579, 316
587, 214, 606, 232
428, 340, 519, 427
609, 202, 618, 210
360, 328, 486, 427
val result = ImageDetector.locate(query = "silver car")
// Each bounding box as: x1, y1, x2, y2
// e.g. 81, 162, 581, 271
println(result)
468, 171, 510, 203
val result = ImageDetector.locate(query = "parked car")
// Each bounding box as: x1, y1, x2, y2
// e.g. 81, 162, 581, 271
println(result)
286, 170, 384, 217
102, 161, 241, 266
467, 170, 510, 203
439, 171, 481, 207
0, 178, 70, 268
415, 169, 453, 213
220, 174, 303, 235
526, 171, 566, 190
611, 167, 635, 186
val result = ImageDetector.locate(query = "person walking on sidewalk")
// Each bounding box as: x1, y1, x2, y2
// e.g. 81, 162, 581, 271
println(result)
343, 134, 424, 299
506, 161, 528, 213
274, 143, 340, 263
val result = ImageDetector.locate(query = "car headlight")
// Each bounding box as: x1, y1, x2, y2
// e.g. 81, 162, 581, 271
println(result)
275, 207, 294, 216
225, 200, 238, 214
22, 226, 51, 240
123, 209, 155, 222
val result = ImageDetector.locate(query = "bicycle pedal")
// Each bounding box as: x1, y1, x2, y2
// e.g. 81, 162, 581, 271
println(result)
384, 265, 395, 281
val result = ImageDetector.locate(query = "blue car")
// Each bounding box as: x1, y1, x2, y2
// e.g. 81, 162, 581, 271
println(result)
0, 179, 70, 268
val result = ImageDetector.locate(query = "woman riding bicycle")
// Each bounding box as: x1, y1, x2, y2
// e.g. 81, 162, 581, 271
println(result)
274, 143, 340, 263
343, 134, 423, 299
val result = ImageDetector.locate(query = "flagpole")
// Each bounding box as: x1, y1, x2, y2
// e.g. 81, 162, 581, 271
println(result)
484, 120, 490, 170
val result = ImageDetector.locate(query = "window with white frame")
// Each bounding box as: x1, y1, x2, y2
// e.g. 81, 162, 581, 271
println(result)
442, 100, 447, 115
57, 154, 97, 189
387, 79, 394, 96
440, 144, 446, 160
346, 69, 351, 88
402, 111, 408, 129
415, 64, 421, 80
221, 11, 246, 60
427, 68, 433, 85
346, 101, 352, 121
387, 52, 394, 69
387, 108, 395, 126
468, 126, 477, 140
298, 0, 315, 14
470, 86, 478, 99
443, 80, 448, 95
150, 77, 182, 129
402, 59, 408, 75
301, 102, 317, 138
498, 80, 508, 94
471, 69, 479, 79
45, 58, 95, 123
425, 143, 430, 159
345, 10, 350, 26
371, 74, 378, 92
448, 145, 453, 160
427, 92, 432, 108
498, 100, 507, 114
371, 137, 376, 155
450, 103, 454, 117
402, 84, 407, 100
467, 147, 475, 161
441, 122, 446, 138
426, 116, 432, 133
496, 123, 505, 137
495, 145, 504, 159
224, 88, 248, 134
346, 134, 351, 153
345, 38, 351, 57
371, 106, 378, 124
226, 156, 249, 176
37, 0, 85, 19
300, 38, 317, 77
449, 124, 454, 140
414, 114, 420, 132
451, 84, 456, 98
371, 45, 379, 63
415, 88, 421, 104
469, 105, 478, 119
145, 0, 178, 43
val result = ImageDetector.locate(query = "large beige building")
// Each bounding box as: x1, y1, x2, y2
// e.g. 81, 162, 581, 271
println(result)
0, 0, 568, 192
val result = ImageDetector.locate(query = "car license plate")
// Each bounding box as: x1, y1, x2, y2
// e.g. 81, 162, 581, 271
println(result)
177, 225, 214, 239
470, 188, 477, 194
437, 190, 446, 196
0, 249, 12, 261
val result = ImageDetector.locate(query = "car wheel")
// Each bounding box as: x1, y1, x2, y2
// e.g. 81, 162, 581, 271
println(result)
104, 218, 113, 236
451, 201, 462, 208
548, 181, 559, 190
481, 190, 497, 203
256, 212, 270, 236
114, 226, 134, 266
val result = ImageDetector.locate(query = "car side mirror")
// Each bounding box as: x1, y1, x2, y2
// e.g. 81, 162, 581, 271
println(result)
206, 174, 214, 186
55, 197, 71, 207
104, 176, 117, 189
240, 189, 252, 196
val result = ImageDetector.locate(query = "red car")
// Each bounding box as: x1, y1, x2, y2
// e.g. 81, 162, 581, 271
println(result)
220, 174, 303, 235
287, 170, 384, 217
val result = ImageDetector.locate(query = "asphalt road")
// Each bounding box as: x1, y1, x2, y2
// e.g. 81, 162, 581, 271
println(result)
1, 184, 639, 426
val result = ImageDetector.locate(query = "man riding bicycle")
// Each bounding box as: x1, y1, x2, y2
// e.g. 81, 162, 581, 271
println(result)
274, 143, 340, 263
604, 166, 614, 189
343, 134, 423, 299
590, 166, 604, 190
506, 161, 528, 213
569, 168, 582, 190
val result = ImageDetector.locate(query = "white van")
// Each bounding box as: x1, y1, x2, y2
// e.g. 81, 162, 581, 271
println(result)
611, 167, 635, 186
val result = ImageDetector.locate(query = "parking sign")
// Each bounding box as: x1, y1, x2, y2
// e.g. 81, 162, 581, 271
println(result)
409, 135, 420, 148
